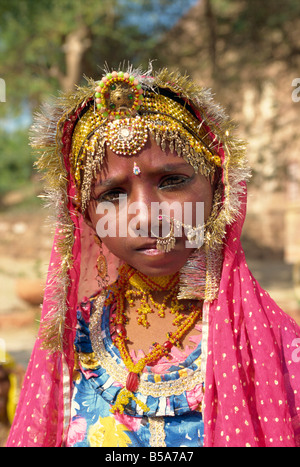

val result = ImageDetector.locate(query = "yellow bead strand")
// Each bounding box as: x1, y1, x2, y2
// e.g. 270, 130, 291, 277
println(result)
108, 264, 203, 414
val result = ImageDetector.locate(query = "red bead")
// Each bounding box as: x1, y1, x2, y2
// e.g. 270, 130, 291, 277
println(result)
115, 323, 126, 337
163, 340, 173, 351
126, 372, 139, 392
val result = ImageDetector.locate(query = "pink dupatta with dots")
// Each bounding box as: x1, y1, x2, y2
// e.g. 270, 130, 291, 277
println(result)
203, 188, 300, 447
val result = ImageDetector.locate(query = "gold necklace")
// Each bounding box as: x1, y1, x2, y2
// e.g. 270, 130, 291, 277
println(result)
125, 266, 185, 327
105, 264, 202, 414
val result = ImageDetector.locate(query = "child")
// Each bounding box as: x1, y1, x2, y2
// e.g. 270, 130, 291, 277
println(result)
6, 65, 300, 447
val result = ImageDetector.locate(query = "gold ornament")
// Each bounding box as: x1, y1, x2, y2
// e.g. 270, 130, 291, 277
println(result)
105, 117, 148, 156
95, 71, 144, 119
104, 264, 203, 414
94, 235, 109, 288
151, 217, 176, 253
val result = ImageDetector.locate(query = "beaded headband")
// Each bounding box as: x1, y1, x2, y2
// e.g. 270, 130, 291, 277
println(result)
71, 70, 221, 211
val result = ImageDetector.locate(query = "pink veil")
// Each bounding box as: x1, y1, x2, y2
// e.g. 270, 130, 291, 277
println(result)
6, 183, 120, 447
203, 187, 300, 447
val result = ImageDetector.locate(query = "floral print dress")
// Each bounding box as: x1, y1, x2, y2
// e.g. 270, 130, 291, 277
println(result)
66, 295, 204, 447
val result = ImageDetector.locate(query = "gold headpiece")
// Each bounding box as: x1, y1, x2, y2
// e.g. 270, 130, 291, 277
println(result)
71, 70, 222, 211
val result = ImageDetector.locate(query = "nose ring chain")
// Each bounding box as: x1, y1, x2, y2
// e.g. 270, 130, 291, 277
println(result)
151, 214, 205, 253
151, 216, 176, 253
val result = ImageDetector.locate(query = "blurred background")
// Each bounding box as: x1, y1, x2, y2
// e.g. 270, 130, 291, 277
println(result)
0, 0, 300, 443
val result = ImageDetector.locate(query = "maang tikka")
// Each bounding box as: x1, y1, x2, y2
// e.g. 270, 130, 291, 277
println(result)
71, 69, 219, 213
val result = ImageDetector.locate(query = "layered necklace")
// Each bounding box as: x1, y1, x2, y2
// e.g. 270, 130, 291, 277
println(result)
105, 264, 202, 414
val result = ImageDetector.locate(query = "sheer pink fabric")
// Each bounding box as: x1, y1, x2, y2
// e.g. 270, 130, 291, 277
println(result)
204, 187, 300, 447
6, 189, 81, 446
6, 179, 121, 447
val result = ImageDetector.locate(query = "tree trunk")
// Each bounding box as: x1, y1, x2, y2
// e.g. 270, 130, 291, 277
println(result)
50, 24, 91, 91
204, 0, 217, 76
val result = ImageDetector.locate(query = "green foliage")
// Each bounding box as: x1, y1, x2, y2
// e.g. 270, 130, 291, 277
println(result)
0, 0, 195, 113
212, 0, 300, 58
0, 0, 196, 198
0, 128, 34, 198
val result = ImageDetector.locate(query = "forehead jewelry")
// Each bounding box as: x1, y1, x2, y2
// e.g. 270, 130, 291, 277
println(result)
95, 71, 144, 120
72, 68, 220, 212
151, 216, 176, 253
133, 162, 141, 175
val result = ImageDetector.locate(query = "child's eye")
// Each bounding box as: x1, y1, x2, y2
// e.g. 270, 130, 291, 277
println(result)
159, 175, 191, 190
95, 190, 126, 203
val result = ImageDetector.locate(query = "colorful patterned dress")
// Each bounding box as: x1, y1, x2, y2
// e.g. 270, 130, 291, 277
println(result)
66, 294, 205, 447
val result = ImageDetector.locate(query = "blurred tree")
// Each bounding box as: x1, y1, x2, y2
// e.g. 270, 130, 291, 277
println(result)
157, 0, 300, 84
0, 130, 33, 202
0, 0, 138, 111
0, 0, 196, 113
153, 0, 300, 194
0, 0, 197, 200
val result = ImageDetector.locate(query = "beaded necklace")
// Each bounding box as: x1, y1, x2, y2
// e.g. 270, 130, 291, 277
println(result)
125, 265, 185, 328
105, 264, 202, 414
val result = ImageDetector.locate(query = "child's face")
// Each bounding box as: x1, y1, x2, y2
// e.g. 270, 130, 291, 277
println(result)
87, 138, 214, 277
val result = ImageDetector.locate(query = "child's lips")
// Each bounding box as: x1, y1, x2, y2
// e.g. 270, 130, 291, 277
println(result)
138, 247, 162, 256
135, 240, 163, 255
135, 240, 157, 250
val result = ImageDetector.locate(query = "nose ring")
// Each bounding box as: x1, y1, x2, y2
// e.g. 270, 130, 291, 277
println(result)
151, 217, 176, 253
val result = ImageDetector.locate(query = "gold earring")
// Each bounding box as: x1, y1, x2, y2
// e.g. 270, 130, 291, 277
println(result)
94, 235, 109, 288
